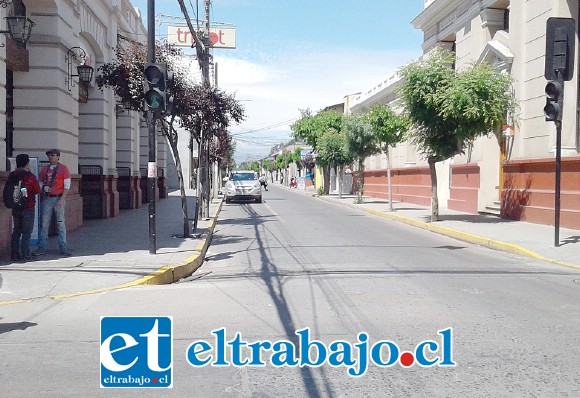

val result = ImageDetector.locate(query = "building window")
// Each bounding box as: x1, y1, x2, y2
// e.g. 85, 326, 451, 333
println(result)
5, 70, 13, 158
503, 9, 510, 32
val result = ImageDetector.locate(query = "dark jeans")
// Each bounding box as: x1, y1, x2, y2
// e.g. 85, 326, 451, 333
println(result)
11, 207, 35, 258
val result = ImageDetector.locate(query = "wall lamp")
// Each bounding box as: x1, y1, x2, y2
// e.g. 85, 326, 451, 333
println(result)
66, 46, 94, 91
0, 15, 35, 48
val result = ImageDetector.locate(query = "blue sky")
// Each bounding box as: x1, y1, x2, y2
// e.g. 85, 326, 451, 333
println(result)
131, 1, 425, 163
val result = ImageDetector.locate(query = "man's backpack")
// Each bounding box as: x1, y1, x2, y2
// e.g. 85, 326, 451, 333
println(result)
2, 171, 28, 209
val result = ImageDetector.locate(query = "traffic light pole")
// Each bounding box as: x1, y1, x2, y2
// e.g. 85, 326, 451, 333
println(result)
553, 74, 564, 247
554, 118, 562, 247
147, 0, 157, 254
544, 17, 575, 247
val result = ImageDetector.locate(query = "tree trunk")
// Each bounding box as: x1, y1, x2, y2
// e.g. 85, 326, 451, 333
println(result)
205, 138, 210, 217
357, 159, 364, 202
338, 164, 344, 199
323, 164, 331, 195
428, 157, 439, 222
199, 136, 208, 219
169, 137, 190, 237
386, 150, 393, 212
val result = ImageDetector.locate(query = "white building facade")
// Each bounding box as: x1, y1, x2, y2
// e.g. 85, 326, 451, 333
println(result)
350, 0, 580, 229
0, 0, 170, 258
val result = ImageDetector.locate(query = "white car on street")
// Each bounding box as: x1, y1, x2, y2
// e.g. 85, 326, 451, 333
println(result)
224, 171, 263, 203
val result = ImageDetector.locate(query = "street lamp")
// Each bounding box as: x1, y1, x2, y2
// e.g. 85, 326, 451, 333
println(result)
65, 46, 94, 91
0, 15, 35, 48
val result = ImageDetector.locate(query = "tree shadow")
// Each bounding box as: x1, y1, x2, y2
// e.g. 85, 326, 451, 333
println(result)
216, 204, 328, 397
560, 236, 580, 247
501, 172, 532, 221
0, 321, 37, 335
430, 214, 518, 224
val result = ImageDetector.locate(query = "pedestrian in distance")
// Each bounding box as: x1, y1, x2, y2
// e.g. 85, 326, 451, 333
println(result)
33, 149, 72, 257
3, 154, 41, 262
259, 174, 268, 191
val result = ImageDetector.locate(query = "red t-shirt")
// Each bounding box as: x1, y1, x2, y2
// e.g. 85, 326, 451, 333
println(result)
39, 163, 71, 196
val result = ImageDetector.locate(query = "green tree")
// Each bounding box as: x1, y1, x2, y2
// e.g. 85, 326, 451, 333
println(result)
366, 104, 409, 211
97, 39, 244, 235
399, 49, 515, 221
262, 159, 274, 172
276, 150, 292, 183
291, 109, 344, 193
262, 159, 275, 182
317, 129, 352, 198
292, 148, 303, 171
248, 160, 260, 173
344, 113, 379, 203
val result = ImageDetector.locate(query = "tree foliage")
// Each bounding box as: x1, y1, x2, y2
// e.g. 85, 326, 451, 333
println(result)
366, 104, 409, 152
344, 113, 379, 201
291, 109, 344, 150
399, 49, 515, 161
96, 38, 245, 234
317, 129, 351, 168
262, 159, 275, 172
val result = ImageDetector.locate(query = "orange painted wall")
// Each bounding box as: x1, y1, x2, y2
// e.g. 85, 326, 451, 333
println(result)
363, 167, 432, 206
501, 157, 580, 229
448, 164, 480, 214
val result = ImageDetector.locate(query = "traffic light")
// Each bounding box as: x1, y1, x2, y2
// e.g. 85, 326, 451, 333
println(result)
143, 63, 167, 115
165, 70, 174, 115
544, 80, 562, 122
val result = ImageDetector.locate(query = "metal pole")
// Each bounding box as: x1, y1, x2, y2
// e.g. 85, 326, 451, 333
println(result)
555, 119, 562, 247
553, 72, 565, 247
204, 0, 211, 218
147, 0, 157, 254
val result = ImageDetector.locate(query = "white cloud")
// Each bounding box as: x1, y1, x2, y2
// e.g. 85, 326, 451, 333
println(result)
212, 45, 421, 163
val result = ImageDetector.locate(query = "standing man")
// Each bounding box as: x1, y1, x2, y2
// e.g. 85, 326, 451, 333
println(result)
33, 149, 72, 257
4, 154, 41, 262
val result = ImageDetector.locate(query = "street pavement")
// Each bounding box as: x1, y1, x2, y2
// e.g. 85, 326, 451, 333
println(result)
290, 183, 580, 269
1, 183, 579, 305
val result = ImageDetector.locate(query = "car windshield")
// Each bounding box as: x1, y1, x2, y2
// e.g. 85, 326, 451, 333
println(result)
231, 172, 257, 181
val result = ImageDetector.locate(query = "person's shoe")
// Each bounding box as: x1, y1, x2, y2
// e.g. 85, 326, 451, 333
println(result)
32, 250, 45, 257
21, 255, 33, 262
60, 250, 72, 257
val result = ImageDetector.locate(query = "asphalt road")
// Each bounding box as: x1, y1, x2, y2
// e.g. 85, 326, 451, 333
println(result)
1, 185, 580, 397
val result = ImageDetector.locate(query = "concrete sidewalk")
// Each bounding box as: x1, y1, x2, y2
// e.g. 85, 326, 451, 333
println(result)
286, 184, 580, 269
0, 189, 221, 304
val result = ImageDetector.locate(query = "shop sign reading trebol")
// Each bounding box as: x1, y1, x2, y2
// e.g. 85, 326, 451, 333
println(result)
167, 26, 236, 49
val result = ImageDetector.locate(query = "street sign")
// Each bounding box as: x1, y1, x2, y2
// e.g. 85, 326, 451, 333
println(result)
167, 26, 236, 49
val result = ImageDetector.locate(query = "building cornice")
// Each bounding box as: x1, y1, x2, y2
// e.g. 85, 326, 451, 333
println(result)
413, 0, 500, 51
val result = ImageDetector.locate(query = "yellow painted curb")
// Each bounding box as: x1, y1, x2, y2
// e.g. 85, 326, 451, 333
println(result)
0, 299, 33, 306
51, 205, 222, 300
363, 207, 580, 270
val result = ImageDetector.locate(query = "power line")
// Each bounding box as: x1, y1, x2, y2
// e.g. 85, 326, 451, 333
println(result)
230, 118, 298, 136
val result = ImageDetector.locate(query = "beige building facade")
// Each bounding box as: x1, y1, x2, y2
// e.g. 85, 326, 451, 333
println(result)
350, 0, 580, 229
0, 0, 169, 258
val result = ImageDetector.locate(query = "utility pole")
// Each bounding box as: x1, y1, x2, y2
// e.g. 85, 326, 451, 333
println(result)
147, 0, 157, 254
203, 0, 211, 218
176, 0, 212, 219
